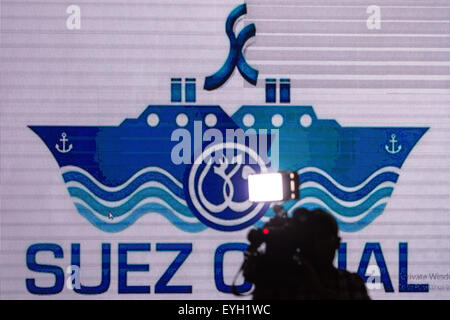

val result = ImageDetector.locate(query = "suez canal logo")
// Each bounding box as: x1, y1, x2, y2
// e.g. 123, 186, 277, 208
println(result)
25, 4, 431, 295
186, 142, 271, 232
27, 2, 427, 235
177, 2, 271, 232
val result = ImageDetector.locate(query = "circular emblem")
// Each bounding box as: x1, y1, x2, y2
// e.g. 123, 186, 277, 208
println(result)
185, 142, 270, 231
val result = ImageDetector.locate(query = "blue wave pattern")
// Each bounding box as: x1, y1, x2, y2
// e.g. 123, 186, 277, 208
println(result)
61, 166, 206, 233
258, 166, 399, 232
62, 164, 399, 233
63, 171, 185, 200
299, 171, 398, 201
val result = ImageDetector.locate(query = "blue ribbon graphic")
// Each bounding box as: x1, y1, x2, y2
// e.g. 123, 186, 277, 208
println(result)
204, 4, 259, 90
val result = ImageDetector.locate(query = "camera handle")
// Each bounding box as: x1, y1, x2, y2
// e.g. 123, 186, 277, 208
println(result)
231, 249, 257, 296
231, 262, 254, 296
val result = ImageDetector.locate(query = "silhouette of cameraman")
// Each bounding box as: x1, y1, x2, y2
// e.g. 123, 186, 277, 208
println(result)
245, 208, 370, 300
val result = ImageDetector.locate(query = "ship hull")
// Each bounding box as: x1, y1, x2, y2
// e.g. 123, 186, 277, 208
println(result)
30, 104, 428, 233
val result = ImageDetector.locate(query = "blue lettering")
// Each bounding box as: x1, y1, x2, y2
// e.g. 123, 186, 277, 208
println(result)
71, 243, 111, 294
155, 243, 192, 293
214, 242, 252, 294
338, 242, 347, 270
26, 243, 64, 295
357, 242, 394, 292
399, 243, 429, 292
118, 243, 150, 294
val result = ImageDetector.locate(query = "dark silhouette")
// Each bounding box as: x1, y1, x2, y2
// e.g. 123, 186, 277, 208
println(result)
243, 208, 370, 300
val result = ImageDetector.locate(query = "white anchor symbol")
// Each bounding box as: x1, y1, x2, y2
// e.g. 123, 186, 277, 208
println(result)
385, 134, 401, 154
55, 132, 73, 153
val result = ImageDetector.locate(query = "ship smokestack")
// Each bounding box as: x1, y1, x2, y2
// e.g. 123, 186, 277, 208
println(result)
265, 78, 290, 103
171, 78, 197, 103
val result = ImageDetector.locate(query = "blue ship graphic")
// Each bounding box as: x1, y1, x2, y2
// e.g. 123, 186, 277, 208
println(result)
233, 105, 427, 231
29, 97, 427, 233
28, 4, 428, 233
30, 105, 246, 233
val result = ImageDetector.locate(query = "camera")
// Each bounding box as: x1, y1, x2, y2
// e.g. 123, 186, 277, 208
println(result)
231, 171, 307, 296
241, 206, 315, 287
